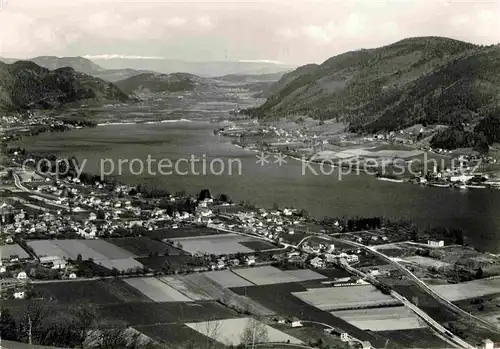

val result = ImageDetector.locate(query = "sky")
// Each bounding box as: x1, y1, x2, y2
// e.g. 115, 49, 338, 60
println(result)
0, 0, 498, 65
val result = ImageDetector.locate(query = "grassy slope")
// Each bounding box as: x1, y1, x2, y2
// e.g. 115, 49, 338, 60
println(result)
252, 37, 500, 138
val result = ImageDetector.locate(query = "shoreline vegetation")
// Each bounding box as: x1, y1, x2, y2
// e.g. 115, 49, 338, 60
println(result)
226, 137, 499, 191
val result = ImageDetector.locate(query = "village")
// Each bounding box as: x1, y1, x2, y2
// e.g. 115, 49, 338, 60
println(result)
2, 148, 500, 349
215, 117, 500, 190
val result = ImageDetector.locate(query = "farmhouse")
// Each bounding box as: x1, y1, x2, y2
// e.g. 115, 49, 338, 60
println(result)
333, 278, 368, 287
480, 339, 500, 349
288, 319, 303, 328
428, 240, 444, 247
245, 255, 256, 266
310, 256, 325, 268
14, 291, 25, 299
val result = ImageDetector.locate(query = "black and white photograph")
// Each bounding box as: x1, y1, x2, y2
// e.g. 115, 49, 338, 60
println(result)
1, 0, 500, 348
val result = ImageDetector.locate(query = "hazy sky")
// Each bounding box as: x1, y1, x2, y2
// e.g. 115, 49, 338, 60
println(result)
0, 0, 498, 65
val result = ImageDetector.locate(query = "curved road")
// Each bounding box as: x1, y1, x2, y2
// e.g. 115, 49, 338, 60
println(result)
12, 171, 30, 192
333, 237, 500, 335
339, 260, 473, 349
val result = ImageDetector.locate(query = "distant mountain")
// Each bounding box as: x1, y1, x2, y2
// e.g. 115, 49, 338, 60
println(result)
29, 56, 104, 75
0, 56, 153, 82
114, 72, 199, 94
89, 58, 296, 77
216, 71, 290, 83
96, 68, 157, 82
247, 37, 500, 149
0, 61, 131, 110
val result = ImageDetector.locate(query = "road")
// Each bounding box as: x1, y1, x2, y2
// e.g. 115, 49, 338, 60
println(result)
12, 171, 30, 192
340, 260, 473, 349
333, 237, 500, 335
389, 291, 474, 349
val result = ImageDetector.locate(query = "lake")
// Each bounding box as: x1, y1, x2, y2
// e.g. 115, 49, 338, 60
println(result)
14, 121, 500, 252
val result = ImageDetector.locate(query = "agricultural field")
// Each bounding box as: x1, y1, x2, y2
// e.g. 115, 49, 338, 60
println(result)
134, 323, 220, 348
403, 255, 451, 269
33, 279, 151, 305
186, 318, 303, 346
231, 283, 387, 348
96, 301, 239, 326
124, 277, 192, 302
27, 239, 135, 260
284, 269, 328, 282
96, 258, 144, 272
371, 244, 412, 258
158, 276, 213, 301
356, 253, 389, 268
292, 285, 401, 311
238, 240, 278, 251
107, 237, 183, 257
376, 328, 454, 349
203, 270, 254, 288
454, 293, 500, 325
232, 266, 326, 286
136, 255, 202, 271
171, 233, 258, 255
144, 226, 222, 240
272, 325, 350, 349
0, 243, 30, 259
389, 284, 459, 324
171, 273, 276, 316
332, 306, 426, 331
315, 267, 352, 279
430, 278, 500, 301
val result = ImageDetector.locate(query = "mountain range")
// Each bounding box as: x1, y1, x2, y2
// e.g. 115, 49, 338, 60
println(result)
2, 37, 499, 149
246, 37, 500, 149
114, 73, 199, 94
89, 58, 295, 77
0, 56, 156, 82
0, 61, 130, 110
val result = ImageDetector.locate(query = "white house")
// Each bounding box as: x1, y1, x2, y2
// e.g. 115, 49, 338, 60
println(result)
16, 271, 27, 280
340, 333, 349, 342
40, 256, 61, 265
309, 256, 325, 268
290, 320, 302, 328
480, 339, 500, 349
428, 240, 444, 247
14, 291, 25, 299
361, 341, 371, 349
246, 255, 256, 266
69, 273, 77, 279
52, 260, 67, 270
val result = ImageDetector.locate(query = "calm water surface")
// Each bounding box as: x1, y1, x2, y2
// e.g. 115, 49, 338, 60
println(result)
15, 122, 500, 252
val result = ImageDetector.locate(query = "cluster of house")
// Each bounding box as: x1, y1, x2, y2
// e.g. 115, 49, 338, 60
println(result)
2, 172, 223, 240
1, 207, 102, 239
0, 271, 28, 299
204, 254, 259, 271
427, 240, 445, 247
0, 113, 66, 142
223, 207, 305, 240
